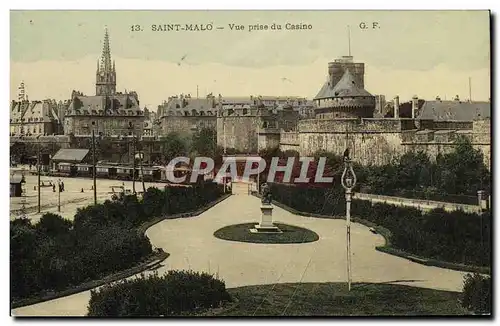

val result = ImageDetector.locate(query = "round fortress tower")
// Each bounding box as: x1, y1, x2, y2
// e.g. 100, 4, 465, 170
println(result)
313, 67, 375, 119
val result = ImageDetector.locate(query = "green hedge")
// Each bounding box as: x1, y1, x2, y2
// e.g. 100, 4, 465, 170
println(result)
461, 273, 491, 314
10, 216, 151, 301
11, 181, 225, 303
87, 270, 232, 316
269, 183, 491, 267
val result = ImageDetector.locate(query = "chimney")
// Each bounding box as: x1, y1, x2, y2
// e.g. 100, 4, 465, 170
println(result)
411, 95, 418, 119
393, 96, 400, 118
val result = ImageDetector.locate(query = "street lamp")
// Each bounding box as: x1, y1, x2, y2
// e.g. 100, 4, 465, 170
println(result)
341, 150, 357, 292
57, 178, 62, 212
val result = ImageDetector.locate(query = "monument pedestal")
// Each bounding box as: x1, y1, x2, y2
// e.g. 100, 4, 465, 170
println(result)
251, 204, 282, 233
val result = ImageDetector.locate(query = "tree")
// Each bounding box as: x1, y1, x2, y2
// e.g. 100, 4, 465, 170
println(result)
161, 132, 188, 163
438, 137, 490, 195
396, 151, 433, 190
35, 213, 72, 237
191, 127, 217, 157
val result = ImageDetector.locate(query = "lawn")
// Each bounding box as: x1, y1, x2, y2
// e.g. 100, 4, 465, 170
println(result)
218, 282, 468, 316
213, 222, 319, 244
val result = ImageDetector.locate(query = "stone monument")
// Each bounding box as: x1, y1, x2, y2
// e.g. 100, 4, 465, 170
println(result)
251, 183, 281, 233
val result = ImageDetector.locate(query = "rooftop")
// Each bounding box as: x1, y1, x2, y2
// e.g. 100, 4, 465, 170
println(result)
52, 149, 90, 163
314, 69, 373, 101
418, 100, 490, 121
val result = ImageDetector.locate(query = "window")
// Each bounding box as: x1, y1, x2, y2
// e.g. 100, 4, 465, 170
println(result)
92, 121, 96, 125
243, 108, 248, 115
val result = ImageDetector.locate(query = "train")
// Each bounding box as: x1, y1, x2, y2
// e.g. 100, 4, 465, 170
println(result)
51, 162, 204, 183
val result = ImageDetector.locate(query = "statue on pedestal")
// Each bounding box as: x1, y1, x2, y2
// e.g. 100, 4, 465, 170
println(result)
260, 183, 272, 205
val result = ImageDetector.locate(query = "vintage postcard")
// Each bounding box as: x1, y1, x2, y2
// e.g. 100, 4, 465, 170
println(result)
9, 10, 491, 317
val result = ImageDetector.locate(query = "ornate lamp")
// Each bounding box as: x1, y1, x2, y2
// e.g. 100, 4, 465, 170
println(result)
340, 149, 356, 292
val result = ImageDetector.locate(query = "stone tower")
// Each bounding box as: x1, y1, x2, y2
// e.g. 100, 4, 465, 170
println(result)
314, 68, 375, 119
95, 28, 116, 96
328, 56, 365, 89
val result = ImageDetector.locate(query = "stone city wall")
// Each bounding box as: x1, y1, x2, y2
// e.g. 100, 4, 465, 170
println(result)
216, 116, 260, 152
258, 130, 281, 150
298, 131, 404, 166
297, 118, 414, 134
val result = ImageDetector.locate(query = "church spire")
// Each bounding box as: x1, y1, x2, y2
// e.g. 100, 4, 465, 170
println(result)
95, 27, 116, 96
99, 27, 112, 73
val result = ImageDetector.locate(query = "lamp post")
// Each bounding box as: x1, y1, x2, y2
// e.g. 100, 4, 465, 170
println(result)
92, 129, 97, 205
341, 152, 357, 292
139, 150, 146, 193
132, 134, 137, 194
57, 178, 62, 212
37, 135, 41, 213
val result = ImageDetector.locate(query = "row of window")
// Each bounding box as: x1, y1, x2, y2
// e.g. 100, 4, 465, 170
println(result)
10, 124, 44, 135
166, 110, 215, 116
10, 117, 43, 123
71, 110, 143, 116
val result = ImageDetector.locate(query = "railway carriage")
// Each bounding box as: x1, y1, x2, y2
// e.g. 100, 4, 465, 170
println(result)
56, 162, 77, 177
96, 165, 117, 179
75, 163, 93, 178
141, 166, 162, 182
116, 166, 136, 180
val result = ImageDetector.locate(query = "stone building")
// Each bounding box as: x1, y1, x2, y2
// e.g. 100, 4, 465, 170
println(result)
314, 68, 375, 119
157, 93, 218, 136
416, 96, 490, 121
253, 95, 314, 118
216, 95, 300, 153
63, 29, 144, 137
157, 93, 312, 141
274, 55, 491, 169
10, 99, 64, 136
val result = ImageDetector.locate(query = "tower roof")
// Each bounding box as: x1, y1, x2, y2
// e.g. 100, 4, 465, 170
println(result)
314, 69, 372, 100
98, 28, 112, 73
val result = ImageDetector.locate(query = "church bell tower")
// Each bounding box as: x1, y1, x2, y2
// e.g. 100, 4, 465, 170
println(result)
95, 28, 116, 96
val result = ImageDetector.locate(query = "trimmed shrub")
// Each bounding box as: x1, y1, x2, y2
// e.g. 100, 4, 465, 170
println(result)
270, 183, 490, 267
461, 273, 491, 314
87, 270, 232, 316
11, 183, 225, 303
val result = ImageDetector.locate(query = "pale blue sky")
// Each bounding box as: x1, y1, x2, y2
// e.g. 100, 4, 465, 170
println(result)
11, 10, 490, 69
10, 10, 491, 107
